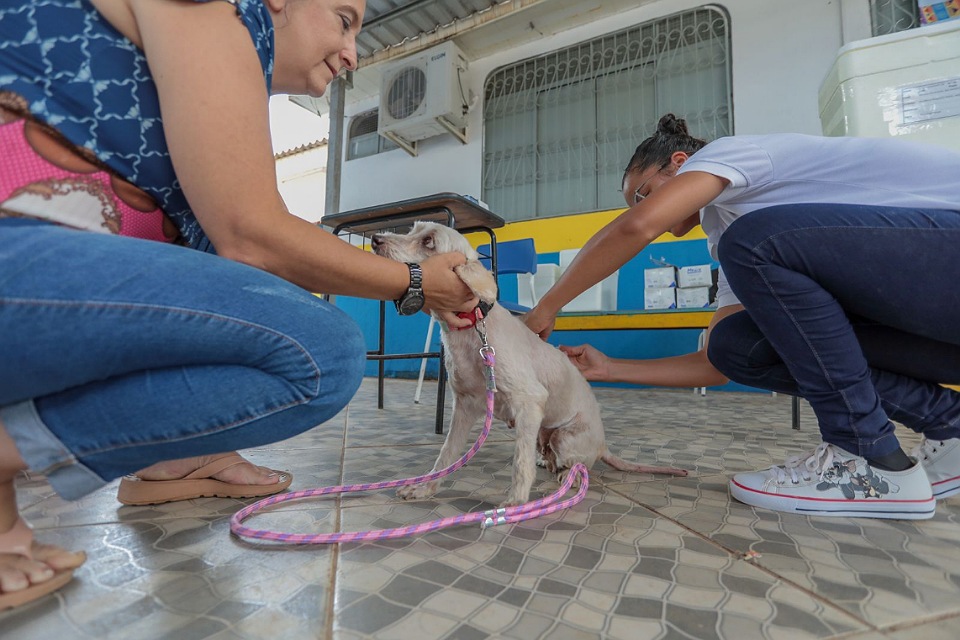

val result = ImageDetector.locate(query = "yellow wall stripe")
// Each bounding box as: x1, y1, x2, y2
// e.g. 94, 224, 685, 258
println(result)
464, 208, 707, 252
554, 310, 713, 331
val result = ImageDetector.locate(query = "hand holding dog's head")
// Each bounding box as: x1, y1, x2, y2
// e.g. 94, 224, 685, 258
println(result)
372, 222, 498, 306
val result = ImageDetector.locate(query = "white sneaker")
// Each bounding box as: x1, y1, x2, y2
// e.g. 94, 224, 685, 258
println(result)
911, 437, 960, 500
729, 443, 935, 520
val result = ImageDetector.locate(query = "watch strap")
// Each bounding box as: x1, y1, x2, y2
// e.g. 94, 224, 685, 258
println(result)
394, 262, 424, 315
406, 262, 422, 291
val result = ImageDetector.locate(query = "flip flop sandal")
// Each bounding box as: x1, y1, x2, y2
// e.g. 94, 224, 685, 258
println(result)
116, 453, 293, 505
0, 517, 85, 611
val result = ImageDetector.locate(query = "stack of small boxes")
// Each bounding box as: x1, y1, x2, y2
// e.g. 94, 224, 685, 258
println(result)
675, 264, 713, 309
643, 264, 677, 309
644, 263, 714, 309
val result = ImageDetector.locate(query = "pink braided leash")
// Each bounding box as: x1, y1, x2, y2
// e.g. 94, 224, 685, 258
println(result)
230, 342, 590, 544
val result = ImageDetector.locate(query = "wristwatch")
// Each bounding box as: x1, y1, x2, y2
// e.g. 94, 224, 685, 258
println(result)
394, 262, 425, 315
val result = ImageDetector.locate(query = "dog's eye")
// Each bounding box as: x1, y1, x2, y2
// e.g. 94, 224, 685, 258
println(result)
423, 235, 435, 249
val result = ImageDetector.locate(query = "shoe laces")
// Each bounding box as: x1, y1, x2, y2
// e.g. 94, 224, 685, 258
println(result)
772, 442, 836, 485
911, 437, 945, 463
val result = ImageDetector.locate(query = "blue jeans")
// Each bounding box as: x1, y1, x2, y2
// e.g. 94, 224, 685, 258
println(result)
709, 204, 960, 459
0, 220, 365, 499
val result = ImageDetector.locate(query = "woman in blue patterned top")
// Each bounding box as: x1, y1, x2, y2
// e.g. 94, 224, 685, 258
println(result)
0, 0, 479, 609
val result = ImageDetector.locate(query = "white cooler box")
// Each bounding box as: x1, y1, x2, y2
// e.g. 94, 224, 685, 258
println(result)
818, 20, 960, 151
559, 249, 619, 312
517, 264, 563, 309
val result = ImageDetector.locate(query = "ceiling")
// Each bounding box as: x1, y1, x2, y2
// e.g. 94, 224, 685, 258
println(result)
292, 0, 651, 116
357, 0, 502, 60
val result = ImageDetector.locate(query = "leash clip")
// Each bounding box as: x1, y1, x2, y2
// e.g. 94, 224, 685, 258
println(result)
478, 344, 497, 392
473, 317, 488, 344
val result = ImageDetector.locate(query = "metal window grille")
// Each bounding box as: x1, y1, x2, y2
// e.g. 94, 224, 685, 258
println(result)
869, 0, 920, 36
482, 5, 732, 221
347, 109, 398, 160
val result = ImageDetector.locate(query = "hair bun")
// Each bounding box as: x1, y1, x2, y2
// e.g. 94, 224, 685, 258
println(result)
656, 114, 690, 137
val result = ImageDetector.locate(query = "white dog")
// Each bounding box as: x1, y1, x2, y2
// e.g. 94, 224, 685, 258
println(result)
372, 221, 688, 506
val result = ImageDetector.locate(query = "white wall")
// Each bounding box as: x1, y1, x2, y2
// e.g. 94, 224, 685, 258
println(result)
276, 146, 328, 223
339, 0, 860, 212
270, 94, 331, 223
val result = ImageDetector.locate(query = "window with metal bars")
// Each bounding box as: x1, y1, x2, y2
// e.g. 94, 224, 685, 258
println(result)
346, 109, 397, 160
482, 5, 732, 222
869, 0, 921, 36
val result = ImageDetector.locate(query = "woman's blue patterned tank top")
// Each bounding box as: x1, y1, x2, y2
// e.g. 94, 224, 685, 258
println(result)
0, 0, 275, 251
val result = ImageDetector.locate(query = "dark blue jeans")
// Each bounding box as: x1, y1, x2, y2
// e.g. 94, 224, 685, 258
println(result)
0, 220, 366, 499
708, 204, 960, 459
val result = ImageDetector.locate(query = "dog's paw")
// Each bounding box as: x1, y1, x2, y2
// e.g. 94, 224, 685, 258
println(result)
500, 490, 531, 508
396, 481, 439, 501
537, 459, 558, 473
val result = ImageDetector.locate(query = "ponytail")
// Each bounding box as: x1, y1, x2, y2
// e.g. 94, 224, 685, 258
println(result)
623, 114, 707, 180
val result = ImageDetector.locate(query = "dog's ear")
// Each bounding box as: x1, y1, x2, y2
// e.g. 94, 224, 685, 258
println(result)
454, 260, 498, 304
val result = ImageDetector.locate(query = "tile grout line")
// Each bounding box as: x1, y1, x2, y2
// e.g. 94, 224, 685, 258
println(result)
323, 405, 351, 640
602, 479, 881, 634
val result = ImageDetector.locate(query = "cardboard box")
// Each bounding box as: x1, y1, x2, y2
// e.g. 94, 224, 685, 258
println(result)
676, 286, 711, 309
644, 266, 676, 288
919, 1, 960, 24
644, 287, 676, 310
676, 264, 713, 288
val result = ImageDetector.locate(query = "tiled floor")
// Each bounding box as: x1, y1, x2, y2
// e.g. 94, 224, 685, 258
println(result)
3, 378, 960, 639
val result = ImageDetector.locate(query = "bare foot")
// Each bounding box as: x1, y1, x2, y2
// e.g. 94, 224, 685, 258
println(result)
0, 416, 84, 605
134, 452, 283, 486
0, 475, 84, 601
0, 524, 86, 598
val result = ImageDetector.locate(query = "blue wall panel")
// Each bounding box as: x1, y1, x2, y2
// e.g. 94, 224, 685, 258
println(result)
539, 237, 716, 309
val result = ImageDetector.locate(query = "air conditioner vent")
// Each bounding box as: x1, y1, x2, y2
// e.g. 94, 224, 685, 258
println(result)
386, 67, 427, 120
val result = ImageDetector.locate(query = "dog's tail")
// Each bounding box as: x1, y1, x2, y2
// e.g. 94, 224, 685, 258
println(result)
600, 450, 688, 476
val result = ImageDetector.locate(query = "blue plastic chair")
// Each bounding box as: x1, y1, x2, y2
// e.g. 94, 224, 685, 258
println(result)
477, 238, 538, 314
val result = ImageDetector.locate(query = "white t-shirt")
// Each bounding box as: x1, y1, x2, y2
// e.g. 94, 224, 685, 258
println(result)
677, 134, 960, 308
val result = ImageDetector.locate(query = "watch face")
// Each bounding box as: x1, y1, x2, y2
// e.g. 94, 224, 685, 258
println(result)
398, 292, 425, 315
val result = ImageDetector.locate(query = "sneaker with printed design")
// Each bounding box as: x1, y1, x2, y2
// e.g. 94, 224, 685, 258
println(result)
912, 437, 960, 500
729, 442, 935, 519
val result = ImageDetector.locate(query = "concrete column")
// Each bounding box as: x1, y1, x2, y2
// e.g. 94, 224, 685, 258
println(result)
324, 71, 351, 216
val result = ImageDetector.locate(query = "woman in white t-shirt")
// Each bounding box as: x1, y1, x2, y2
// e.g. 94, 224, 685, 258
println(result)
525, 114, 960, 520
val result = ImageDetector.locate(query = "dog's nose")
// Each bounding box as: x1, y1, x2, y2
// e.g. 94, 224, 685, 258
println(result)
370, 234, 383, 250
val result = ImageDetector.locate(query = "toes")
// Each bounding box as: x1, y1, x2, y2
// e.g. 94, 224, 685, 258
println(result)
0, 542, 85, 596
32, 543, 86, 571
0, 551, 61, 594
0, 563, 31, 593
212, 463, 282, 486
21, 561, 55, 585
254, 466, 283, 484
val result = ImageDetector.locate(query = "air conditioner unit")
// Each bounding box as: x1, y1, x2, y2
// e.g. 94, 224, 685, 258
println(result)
378, 41, 469, 154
